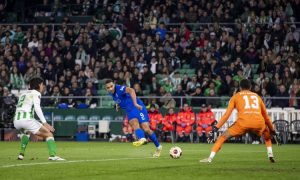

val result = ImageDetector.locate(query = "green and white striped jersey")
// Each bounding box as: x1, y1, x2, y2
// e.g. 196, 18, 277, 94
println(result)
14, 90, 46, 123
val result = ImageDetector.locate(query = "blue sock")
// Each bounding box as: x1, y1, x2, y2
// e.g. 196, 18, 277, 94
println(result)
149, 133, 160, 148
135, 128, 145, 139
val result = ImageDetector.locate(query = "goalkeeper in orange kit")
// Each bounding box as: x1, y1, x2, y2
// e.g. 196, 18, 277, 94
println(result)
200, 79, 276, 163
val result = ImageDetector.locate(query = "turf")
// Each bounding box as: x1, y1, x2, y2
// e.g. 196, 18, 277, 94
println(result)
0, 142, 299, 180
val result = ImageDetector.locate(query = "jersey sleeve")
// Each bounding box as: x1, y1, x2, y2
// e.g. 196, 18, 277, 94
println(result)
188, 112, 195, 125
33, 91, 47, 123
117, 85, 126, 95
176, 113, 182, 124
158, 114, 163, 124
216, 95, 236, 128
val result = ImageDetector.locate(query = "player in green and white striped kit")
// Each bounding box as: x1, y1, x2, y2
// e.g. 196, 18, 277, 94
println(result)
14, 77, 65, 161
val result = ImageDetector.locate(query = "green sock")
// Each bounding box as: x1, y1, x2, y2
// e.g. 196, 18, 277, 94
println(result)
20, 134, 30, 155
46, 137, 57, 157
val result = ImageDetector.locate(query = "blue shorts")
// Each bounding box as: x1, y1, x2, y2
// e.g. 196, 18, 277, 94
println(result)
127, 105, 149, 124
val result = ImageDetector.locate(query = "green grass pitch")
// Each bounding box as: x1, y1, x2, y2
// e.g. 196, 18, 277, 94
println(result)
0, 142, 299, 180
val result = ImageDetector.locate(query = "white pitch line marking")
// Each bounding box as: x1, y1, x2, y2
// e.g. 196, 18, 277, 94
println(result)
1, 157, 156, 168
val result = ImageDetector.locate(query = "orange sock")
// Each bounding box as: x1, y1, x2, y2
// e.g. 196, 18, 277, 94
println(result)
212, 134, 228, 153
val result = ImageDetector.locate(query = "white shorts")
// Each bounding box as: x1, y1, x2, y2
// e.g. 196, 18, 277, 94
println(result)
14, 120, 42, 134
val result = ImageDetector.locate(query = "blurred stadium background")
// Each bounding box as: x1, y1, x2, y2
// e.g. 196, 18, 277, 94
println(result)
0, 0, 300, 144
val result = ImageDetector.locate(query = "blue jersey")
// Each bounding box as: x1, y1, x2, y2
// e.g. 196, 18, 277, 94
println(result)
109, 84, 149, 123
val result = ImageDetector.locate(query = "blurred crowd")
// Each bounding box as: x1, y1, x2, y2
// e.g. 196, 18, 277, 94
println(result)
0, 0, 300, 109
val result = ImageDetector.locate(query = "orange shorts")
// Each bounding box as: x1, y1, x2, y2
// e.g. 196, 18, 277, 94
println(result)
228, 121, 266, 137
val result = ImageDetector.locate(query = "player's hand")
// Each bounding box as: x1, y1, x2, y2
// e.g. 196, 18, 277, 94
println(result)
212, 125, 219, 132
273, 134, 281, 146
207, 131, 214, 144
134, 104, 143, 110
270, 129, 276, 135
43, 123, 55, 132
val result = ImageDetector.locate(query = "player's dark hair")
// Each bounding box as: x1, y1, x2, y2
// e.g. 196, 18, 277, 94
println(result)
239, 79, 251, 90
29, 77, 44, 90
105, 79, 114, 84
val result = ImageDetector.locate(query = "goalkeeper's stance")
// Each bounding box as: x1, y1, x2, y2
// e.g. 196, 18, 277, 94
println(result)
200, 79, 276, 163
14, 77, 65, 161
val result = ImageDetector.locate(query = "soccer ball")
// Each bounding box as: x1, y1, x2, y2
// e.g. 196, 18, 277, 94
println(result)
169, 146, 182, 159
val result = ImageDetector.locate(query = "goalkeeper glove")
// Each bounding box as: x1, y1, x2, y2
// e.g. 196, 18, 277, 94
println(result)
273, 134, 281, 146
207, 131, 214, 144
212, 125, 219, 132
270, 129, 276, 136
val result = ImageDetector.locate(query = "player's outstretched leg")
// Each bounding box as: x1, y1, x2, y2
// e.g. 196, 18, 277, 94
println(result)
262, 128, 275, 163
200, 131, 230, 163
130, 119, 147, 147
36, 126, 65, 161
18, 134, 30, 160
149, 132, 162, 157
141, 122, 162, 157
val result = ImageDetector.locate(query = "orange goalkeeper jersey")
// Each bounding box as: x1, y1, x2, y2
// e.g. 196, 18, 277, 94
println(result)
216, 90, 274, 131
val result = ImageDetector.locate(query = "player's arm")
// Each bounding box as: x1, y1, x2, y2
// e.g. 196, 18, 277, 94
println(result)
158, 114, 163, 124
260, 98, 275, 133
162, 115, 167, 125
125, 87, 142, 110
189, 113, 195, 125
216, 96, 235, 129
196, 114, 201, 125
176, 113, 182, 124
173, 115, 178, 124
209, 112, 216, 126
33, 93, 55, 132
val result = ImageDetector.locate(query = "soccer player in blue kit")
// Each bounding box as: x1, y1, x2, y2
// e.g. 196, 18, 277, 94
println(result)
105, 79, 162, 157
